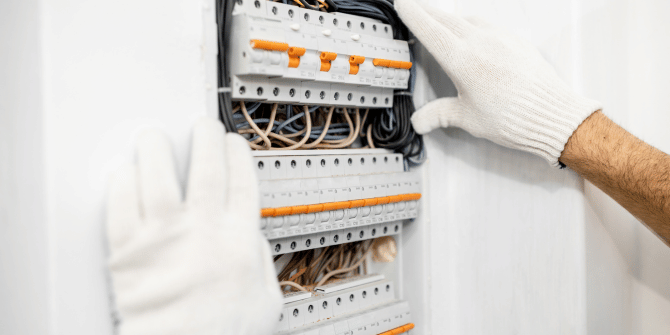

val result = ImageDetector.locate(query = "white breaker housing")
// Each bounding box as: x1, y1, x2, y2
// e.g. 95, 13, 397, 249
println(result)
254, 149, 421, 256
276, 274, 414, 334
228, 0, 412, 108
255, 150, 420, 334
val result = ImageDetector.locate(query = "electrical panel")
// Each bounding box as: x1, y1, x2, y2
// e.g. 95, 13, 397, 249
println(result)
255, 151, 420, 255
228, 0, 412, 108
223, 1, 424, 333
277, 275, 413, 334
254, 149, 420, 335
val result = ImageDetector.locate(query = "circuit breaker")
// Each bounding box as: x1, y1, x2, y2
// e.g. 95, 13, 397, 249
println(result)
228, 0, 412, 108
255, 150, 420, 255
253, 149, 421, 335
224, 1, 423, 334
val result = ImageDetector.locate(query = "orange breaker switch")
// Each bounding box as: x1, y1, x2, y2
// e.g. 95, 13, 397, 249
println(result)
320, 51, 337, 71
373, 58, 413, 70
349, 55, 365, 74
261, 208, 275, 217
389, 60, 403, 69
250, 39, 289, 52
287, 46, 306, 68
402, 323, 415, 331
258, 193, 422, 217
373, 58, 391, 67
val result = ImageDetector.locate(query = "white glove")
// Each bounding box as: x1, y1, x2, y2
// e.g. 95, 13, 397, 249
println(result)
396, 0, 602, 167
106, 118, 282, 335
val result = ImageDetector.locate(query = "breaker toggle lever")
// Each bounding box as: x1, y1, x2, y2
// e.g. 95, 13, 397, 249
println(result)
287, 46, 306, 68
319, 51, 337, 71
249, 39, 289, 52
373, 58, 412, 69
349, 55, 365, 75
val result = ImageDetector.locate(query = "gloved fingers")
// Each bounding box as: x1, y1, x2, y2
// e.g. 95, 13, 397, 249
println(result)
136, 129, 182, 221
415, 1, 476, 38
258, 236, 283, 329
107, 163, 142, 250
186, 118, 227, 213
259, 236, 282, 298
395, 0, 460, 54
464, 16, 495, 30
411, 97, 466, 134
223, 133, 260, 226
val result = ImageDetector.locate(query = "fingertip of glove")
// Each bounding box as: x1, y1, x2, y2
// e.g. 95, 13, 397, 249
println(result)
194, 116, 225, 135
110, 163, 136, 185
225, 133, 252, 152
137, 128, 168, 147
411, 110, 439, 135
394, 0, 418, 19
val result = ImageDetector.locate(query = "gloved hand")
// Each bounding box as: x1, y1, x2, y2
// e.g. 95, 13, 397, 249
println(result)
106, 118, 282, 335
396, 0, 602, 167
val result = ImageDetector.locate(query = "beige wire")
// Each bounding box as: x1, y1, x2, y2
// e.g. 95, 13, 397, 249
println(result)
319, 108, 354, 144
366, 124, 375, 149
250, 103, 278, 145
279, 127, 308, 138
268, 132, 299, 145
316, 108, 361, 149
315, 242, 373, 287
240, 102, 272, 149
271, 105, 312, 150
279, 281, 308, 292
359, 108, 370, 137
238, 105, 363, 150
302, 106, 334, 149
239, 105, 311, 150
371, 236, 397, 262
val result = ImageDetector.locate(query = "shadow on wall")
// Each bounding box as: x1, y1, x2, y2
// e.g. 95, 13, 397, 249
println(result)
586, 183, 670, 303
414, 41, 580, 193
577, 0, 670, 308
430, 128, 579, 193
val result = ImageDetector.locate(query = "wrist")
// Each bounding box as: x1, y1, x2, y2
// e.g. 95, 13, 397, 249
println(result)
501, 83, 601, 167
559, 110, 606, 169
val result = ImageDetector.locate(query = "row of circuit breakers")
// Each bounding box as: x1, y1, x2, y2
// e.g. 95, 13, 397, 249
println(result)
253, 150, 421, 335
229, 0, 412, 108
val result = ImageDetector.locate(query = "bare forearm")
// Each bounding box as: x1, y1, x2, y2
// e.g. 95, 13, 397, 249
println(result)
560, 111, 670, 244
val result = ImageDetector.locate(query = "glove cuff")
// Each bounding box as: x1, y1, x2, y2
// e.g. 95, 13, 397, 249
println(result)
507, 83, 602, 168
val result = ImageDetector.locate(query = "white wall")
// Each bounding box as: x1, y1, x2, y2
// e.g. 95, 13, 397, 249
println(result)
38, 0, 214, 333
418, 0, 670, 334
0, 1, 49, 334
1, 0, 669, 334
580, 0, 670, 333
417, 1, 588, 333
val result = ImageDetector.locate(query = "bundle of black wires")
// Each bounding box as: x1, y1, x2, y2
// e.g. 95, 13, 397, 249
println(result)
216, 0, 238, 134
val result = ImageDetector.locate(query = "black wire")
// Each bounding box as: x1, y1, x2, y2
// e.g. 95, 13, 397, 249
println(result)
217, 0, 238, 133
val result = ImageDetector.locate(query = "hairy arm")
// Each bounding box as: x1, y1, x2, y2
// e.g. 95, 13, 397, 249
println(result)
560, 111, 670, 244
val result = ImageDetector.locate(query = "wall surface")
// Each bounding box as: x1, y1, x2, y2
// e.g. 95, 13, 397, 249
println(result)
418, 0, 670, 334
416, 1, 588, 333
1, 0, 669, 334
39, 0, 214, 333
0, 1, 49, 334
